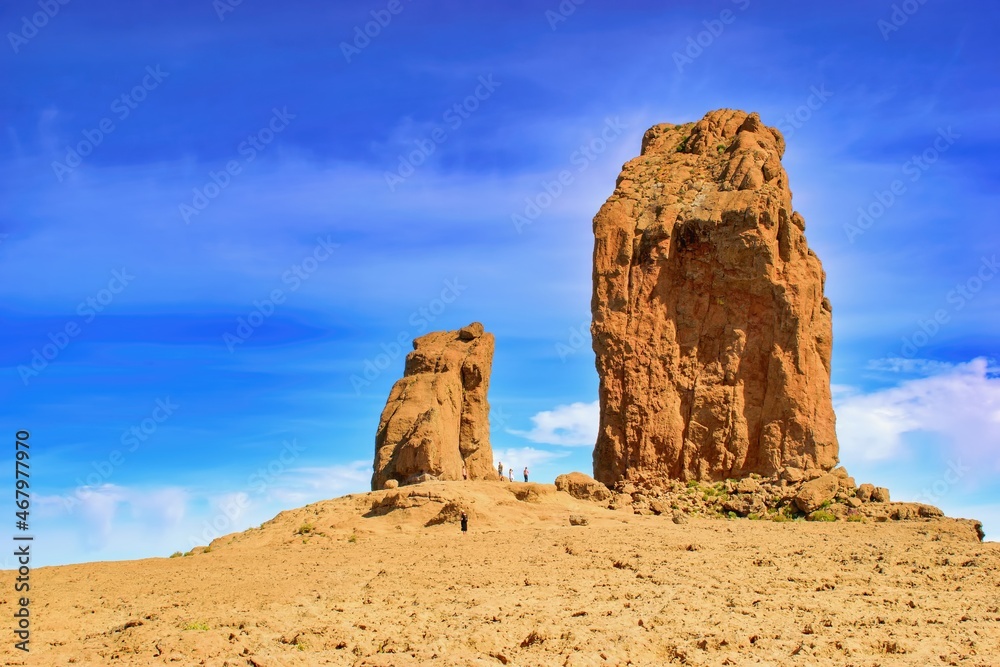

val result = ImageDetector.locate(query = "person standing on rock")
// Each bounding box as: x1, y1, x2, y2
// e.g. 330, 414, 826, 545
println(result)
523, 467, 529, 483
498, 461, 504, 480
460, 512, 468, 535
508, 467, 513, 482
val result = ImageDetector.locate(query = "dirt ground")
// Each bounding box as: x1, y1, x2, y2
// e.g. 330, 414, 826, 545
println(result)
2, 481, 997, 666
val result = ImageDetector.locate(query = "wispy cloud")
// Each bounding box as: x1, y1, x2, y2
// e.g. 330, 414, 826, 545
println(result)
509, 400, 599, 447
836, 358, 1000, 470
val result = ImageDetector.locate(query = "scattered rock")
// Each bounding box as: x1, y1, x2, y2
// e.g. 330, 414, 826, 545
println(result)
794, 474, 839, 514
569, 515, 589, 526
649, 500, 669, 516
383, 479, 399, 490
781, 467, 806, 484
555, 472, 612, 502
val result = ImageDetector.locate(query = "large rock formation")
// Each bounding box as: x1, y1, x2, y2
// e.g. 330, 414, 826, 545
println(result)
591, 109, 839, 485
372, 323, 495, 490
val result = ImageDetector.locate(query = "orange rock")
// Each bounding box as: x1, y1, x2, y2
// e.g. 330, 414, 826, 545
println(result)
372, 323, 494, 489
591, 109, 838, 484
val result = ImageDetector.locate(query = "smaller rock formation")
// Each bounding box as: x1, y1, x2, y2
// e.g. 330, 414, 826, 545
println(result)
372, 323, 495, 490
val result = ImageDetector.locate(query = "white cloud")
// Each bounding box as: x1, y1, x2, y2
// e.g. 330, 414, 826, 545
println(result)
864, 357, 961, 376
509, 400, 599, 446
493, 446, 570, 470
836, 357, 1000, 470
265, 461, 371, 504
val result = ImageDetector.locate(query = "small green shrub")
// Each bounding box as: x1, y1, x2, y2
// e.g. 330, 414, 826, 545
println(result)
716, 143, 726, 153
808, 509, 837, 522
686, 479, 699, 488
348, 533, 357, 543
183, 550, 193, 557
847, 513, 865, 523
296, 522, 314, 535
771, 513, 792, 523
183, 621, 209, 631
169, 551, 182, 558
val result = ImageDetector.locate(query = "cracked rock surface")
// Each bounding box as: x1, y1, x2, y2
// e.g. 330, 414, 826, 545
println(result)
372, 323, 494, 490
592, 109, 838, 484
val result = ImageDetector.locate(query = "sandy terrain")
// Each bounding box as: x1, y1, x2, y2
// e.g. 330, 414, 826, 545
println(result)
2, 481, 997, 666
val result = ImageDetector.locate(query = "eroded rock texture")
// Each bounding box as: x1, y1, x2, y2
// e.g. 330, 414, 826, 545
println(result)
591, 109, 838, 485
372, 323, 495, 490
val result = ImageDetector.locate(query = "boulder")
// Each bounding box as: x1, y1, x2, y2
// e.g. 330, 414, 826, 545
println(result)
569, 515, 589, 526
794, 473, 839, 514
383, 479, 399, 490
872, 487, 891, 503
781, 467, 806, 484
649, 499, 669, 515
591, 109, 839, 485
372, 323, 495, 490
857, 483, 875, 502
555, 472, 612, 502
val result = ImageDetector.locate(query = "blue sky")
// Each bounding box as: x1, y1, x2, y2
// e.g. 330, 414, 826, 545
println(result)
1, 0, 997, 566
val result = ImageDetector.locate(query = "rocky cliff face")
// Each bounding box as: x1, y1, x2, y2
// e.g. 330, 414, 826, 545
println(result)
372, 323, 495, 490
591, 109, 838, 485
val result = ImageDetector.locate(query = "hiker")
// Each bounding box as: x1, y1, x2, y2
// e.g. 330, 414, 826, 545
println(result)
460, 512, 468, 534
508, 467, 513, 482
462, 464, 468, 481
498, 461, 504, 480
523, 466, 529, 483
